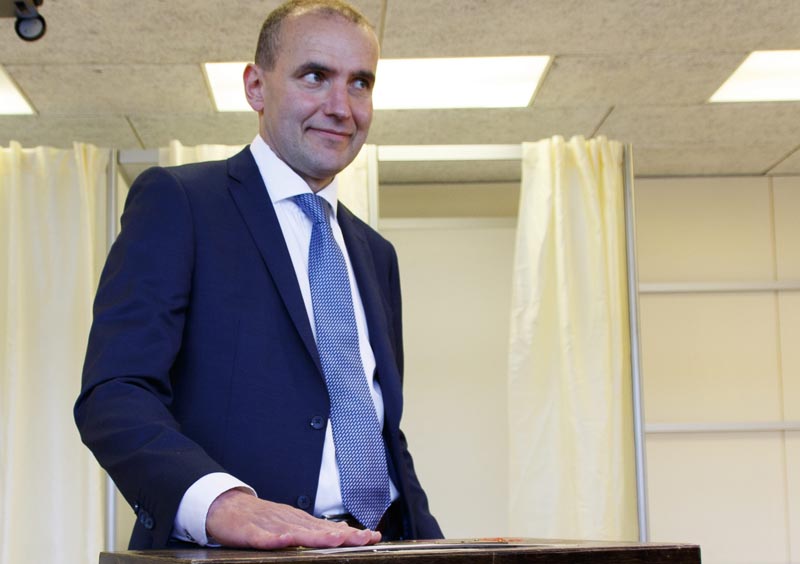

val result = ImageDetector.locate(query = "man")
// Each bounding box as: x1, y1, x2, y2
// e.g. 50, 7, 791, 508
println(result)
74, 0, 442, 551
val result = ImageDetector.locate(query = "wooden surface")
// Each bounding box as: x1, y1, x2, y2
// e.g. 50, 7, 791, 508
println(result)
99, 539, 701, 564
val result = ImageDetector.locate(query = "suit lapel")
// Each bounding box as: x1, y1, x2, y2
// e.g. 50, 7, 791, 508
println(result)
338, 206, 387, 348
338, 206, 402, 422
224, 148, 399, 394
225, 147, 320, 371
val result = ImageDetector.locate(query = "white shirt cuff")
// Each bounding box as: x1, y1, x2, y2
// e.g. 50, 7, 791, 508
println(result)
172, 472, 256, 546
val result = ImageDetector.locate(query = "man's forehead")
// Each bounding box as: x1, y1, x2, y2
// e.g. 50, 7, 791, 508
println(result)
283, 10, 370, 36
278, 12, 379, 67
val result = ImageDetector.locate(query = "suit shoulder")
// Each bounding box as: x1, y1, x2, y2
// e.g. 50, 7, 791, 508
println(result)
132, 147, 252, 195
142, 159, 227, 188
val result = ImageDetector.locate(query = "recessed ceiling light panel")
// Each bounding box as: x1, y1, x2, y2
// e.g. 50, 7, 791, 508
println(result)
203, 62, 250, 112
204, 56, 551, 112
373, 56, 551, 110
710, 50, 800, 103
0, 65, 35, 115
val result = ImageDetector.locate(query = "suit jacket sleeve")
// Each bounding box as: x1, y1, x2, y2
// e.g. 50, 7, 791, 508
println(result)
74, 166, 225, 548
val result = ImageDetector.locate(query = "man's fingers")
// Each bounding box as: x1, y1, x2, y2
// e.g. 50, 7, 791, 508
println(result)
285, 527, 380, 549
242, 526, 376, 550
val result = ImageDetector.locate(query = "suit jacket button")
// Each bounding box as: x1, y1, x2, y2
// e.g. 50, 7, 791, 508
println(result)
138, 511, 155, 530
296, 495, 311, 509
309, 416, 325, 430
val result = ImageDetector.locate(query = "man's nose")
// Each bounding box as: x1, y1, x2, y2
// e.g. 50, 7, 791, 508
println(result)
323, 82, 353, 119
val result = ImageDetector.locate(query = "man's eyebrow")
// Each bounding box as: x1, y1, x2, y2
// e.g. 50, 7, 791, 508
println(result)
296, 61, 333, 76
353, 69, 376, 84
295, 61, 375, 84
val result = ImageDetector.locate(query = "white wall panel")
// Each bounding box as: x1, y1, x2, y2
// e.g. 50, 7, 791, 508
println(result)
787, 432, 800, 564
774, 177, 800, 280
640, 292, 782, 423
383, 223, 516, 538
636, 174, 800, 563
780, 292, 800, 422
647, 433, 789, 564
635, 177, 774, 282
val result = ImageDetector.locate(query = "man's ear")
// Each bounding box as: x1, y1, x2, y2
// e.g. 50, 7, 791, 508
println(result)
243, 63, 265, 112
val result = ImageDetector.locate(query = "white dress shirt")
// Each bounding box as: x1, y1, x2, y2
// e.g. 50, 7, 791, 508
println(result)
172, 135, 397, 545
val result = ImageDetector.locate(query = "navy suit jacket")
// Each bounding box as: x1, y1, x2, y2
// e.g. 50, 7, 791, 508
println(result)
74, 147, 442, 549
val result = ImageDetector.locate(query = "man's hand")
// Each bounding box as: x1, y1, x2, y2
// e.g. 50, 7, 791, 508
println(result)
205, 489, 382, 549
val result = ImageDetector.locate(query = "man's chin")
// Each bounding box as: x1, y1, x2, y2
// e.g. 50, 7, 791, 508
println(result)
312, 155, 360, 179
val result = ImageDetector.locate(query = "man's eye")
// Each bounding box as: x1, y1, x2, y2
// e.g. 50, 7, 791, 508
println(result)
302, 72, 324, 84
353, 78, 372, 91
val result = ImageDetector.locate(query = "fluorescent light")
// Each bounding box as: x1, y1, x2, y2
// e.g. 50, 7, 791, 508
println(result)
373, 56, 550, 109
205, 56, 551, 112
710, 50, 800, 102
0, 65, 34, 115
204, 62, 250, 112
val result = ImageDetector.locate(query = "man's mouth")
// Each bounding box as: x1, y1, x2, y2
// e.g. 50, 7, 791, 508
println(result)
308, 127, 353, 141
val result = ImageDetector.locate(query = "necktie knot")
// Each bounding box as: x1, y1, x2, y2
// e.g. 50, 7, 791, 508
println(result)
293, 193, 328, 226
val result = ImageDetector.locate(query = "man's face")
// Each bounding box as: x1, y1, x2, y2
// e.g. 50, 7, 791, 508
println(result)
246, 12, 379, 191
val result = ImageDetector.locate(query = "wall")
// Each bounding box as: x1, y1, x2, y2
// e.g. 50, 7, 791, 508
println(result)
383, 175, 800, 564
636, 176, 800, 564
107, 174, 800, 561
380, 219, 516, 538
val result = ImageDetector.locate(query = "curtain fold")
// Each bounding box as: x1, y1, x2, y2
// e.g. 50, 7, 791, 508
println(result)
507, 135, 637, 540
1, 141, 108, 564
158, 139, 244, 167
160, 140, 378, 226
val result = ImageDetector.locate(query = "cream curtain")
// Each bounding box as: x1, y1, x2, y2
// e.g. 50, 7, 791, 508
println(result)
160, 140, 378, 225
1, 142, 113, 564
507, 135, 637, 540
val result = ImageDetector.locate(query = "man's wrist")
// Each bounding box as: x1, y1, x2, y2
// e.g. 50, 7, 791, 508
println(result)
173, 473, 256, 546
205, 488, 256, 545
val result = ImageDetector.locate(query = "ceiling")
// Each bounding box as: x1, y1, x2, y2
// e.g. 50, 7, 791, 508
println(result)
1, 0, 800, 186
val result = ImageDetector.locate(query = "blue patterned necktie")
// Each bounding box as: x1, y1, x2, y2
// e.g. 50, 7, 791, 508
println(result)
293, 193, 391, 530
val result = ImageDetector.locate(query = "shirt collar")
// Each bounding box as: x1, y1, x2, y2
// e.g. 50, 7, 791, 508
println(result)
249, 134, 339, 214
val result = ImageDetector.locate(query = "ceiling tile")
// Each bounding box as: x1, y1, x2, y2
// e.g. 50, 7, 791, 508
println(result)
769, 146, 800, 175
129, 112, 258, 148
0, 0, 385, 65
1, 0, 799, 180
380, 0, 800, 58
0, 115, 141, 148
368, 106, 610, 145
598, 103, 800, 147
633, 144, 793, 176
1, 1, 266, 64
535, 53, 745, 107
7, 64, 213, 114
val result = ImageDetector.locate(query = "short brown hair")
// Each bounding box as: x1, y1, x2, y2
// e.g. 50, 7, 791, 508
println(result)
255, 0, 375, 70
